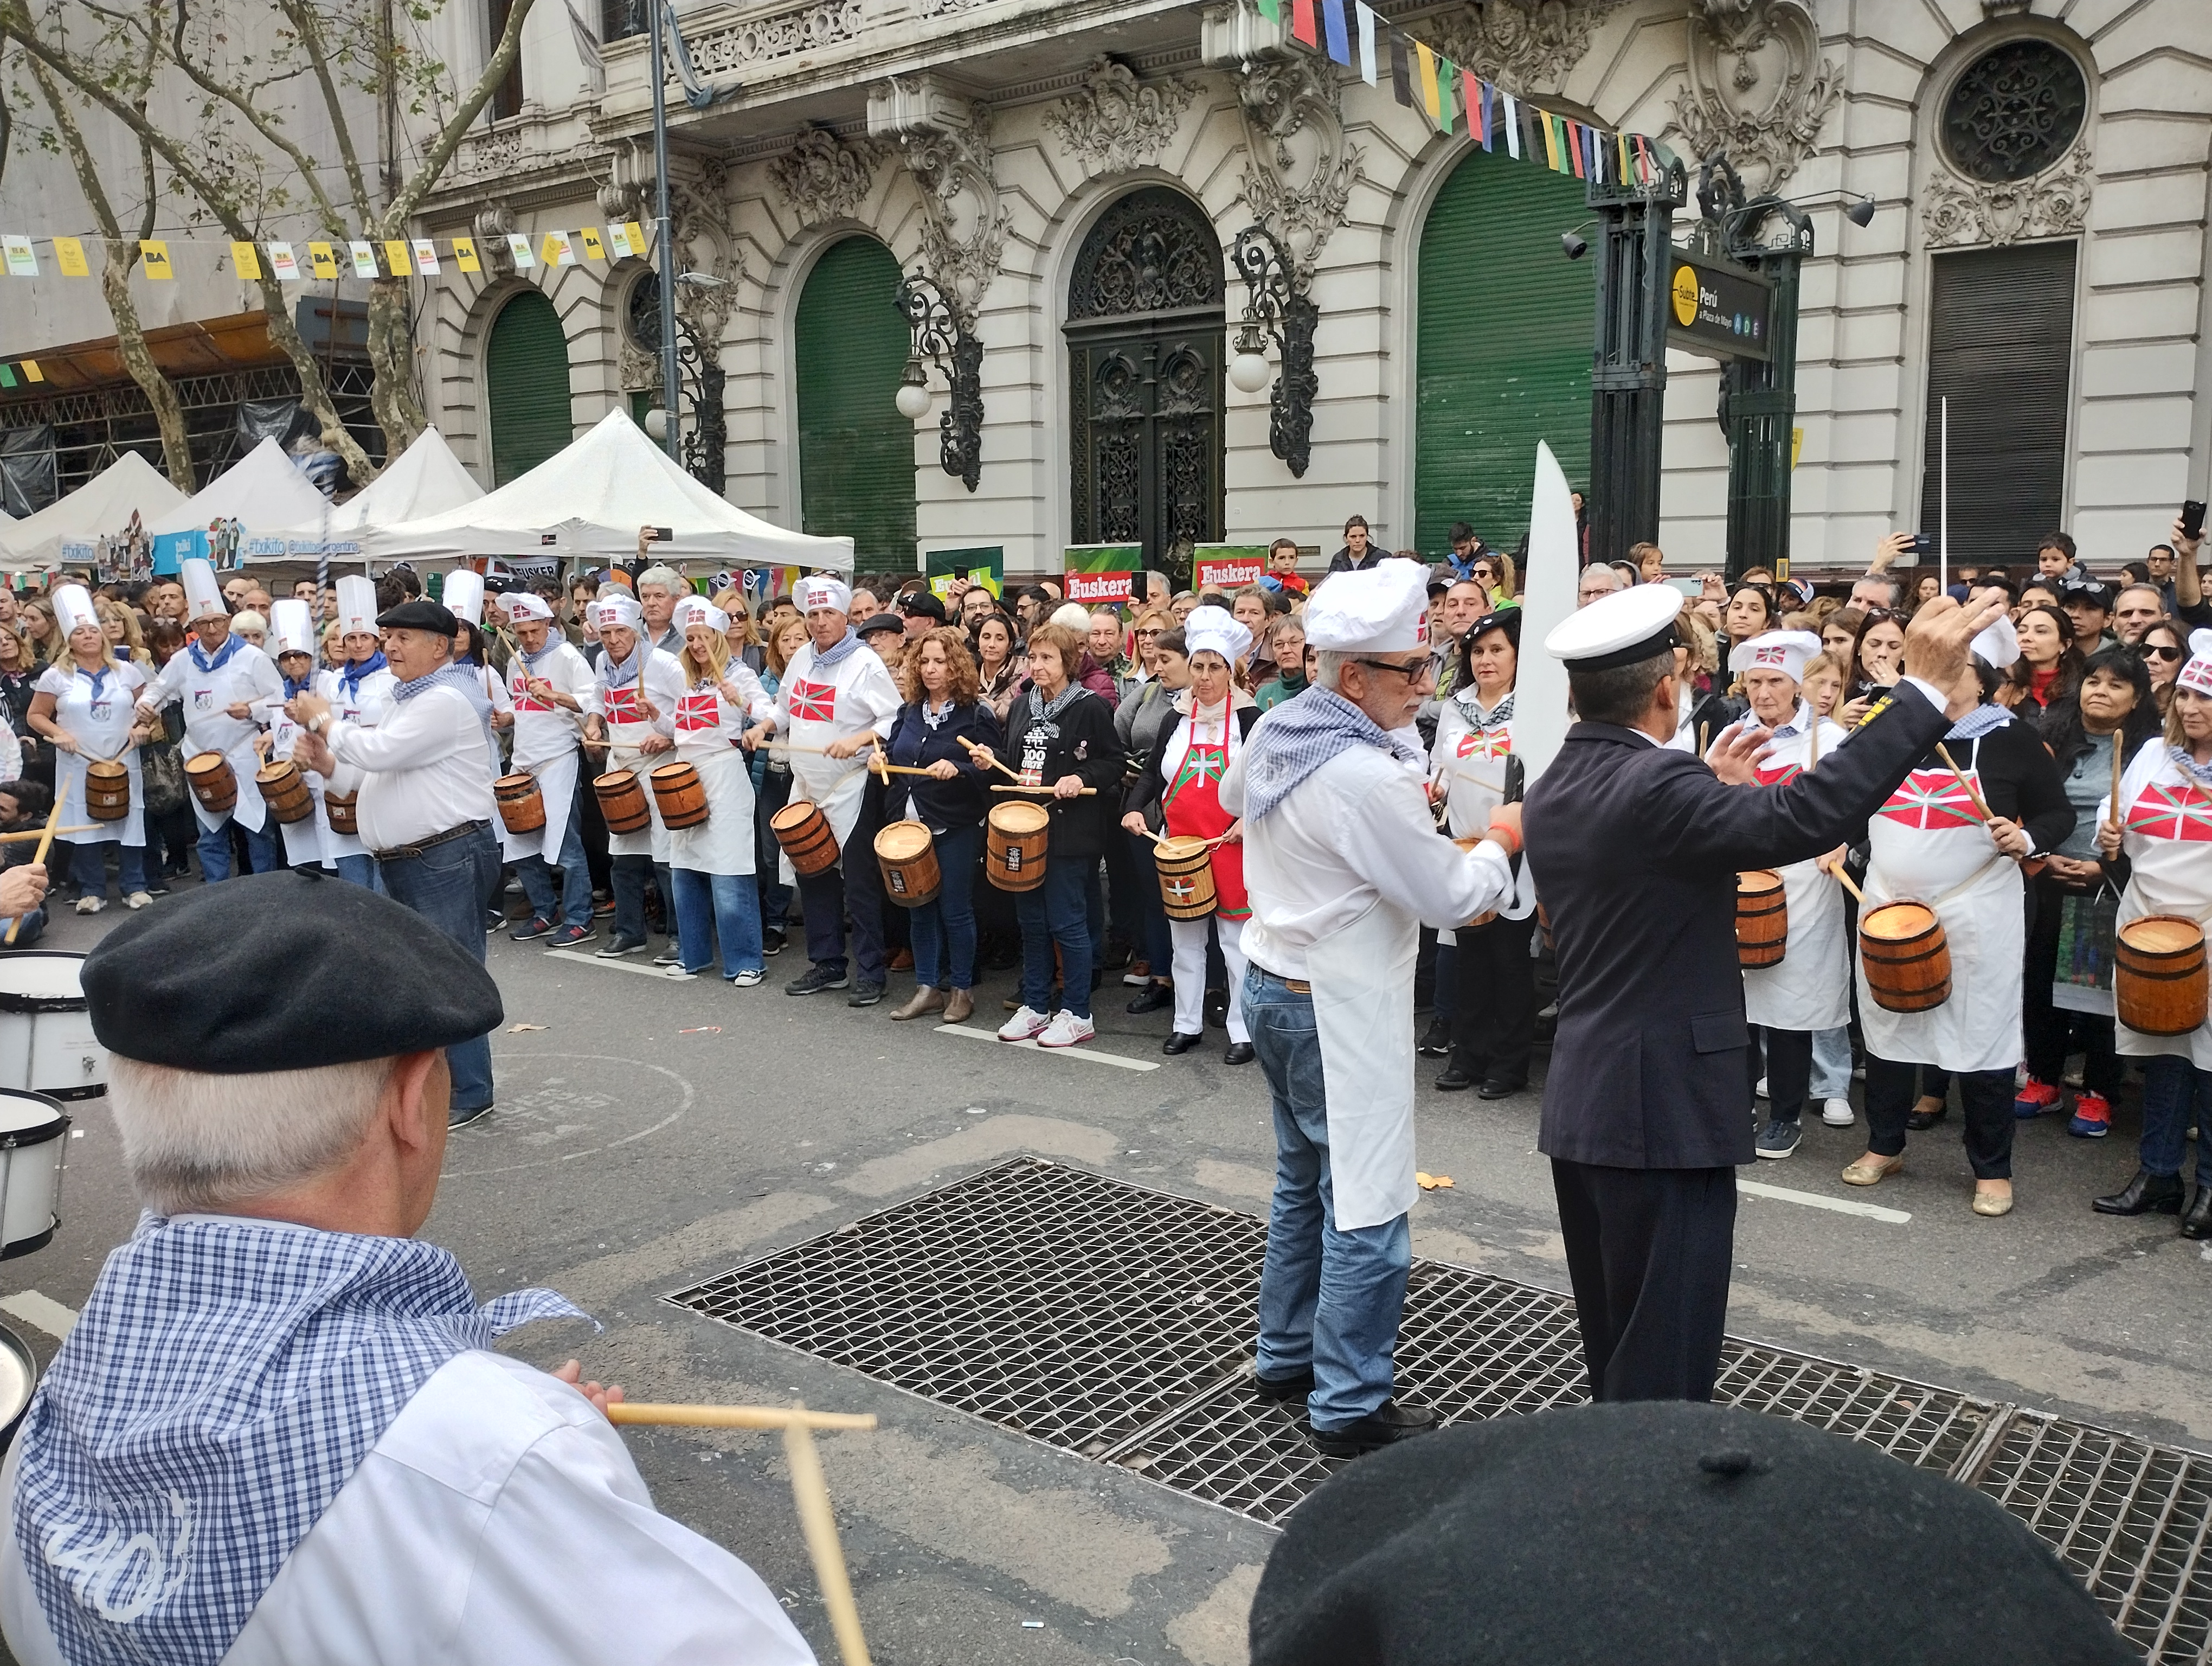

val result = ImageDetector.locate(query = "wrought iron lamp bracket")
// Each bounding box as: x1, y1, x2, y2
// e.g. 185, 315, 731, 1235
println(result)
1231, 223, 1317, 479
895, 272, 983, 493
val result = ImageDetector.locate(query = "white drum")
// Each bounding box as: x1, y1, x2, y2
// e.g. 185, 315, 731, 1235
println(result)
0, 952, 107, 1101
0, 1088, 68, 1259
0, 1322, 35, 1449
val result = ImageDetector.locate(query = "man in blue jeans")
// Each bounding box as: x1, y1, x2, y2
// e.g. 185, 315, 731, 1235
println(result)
1221, 559, 1519, 1456
286, 597, 502, 1127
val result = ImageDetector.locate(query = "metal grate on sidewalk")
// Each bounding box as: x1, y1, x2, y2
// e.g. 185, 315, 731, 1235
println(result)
668, 1157, 2209, 1661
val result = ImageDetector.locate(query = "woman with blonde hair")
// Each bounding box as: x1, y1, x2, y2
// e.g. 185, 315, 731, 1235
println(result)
27, 584, 152, 911
660, 598, 775, 984
715, 587, 766, 674
97, 598, 150, 667
17, 600, 58, 667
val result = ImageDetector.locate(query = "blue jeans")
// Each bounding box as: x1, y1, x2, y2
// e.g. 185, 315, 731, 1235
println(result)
0, 907, 46, 946
379, 824, 501, 1113
1131, 829, 1172, 975
672, 867, 764, 978
2139, 1055, 2212, 1182
1015, 858, 1092, 1018
517, 791, 593, 928
1810, 1024, 1852, 1100
1246, 966, 1413, 1430
197, 815, 276, 882
333, 853, 382, 893
612, 855, 674, 948
909, 824, 982, 990
68, 840, 146, 901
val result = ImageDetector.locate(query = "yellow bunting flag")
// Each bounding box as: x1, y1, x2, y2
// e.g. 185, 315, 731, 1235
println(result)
578, 227, 606, 261
230, 241, 262, 281
1540, 111, 1561, 171
139, 240, 174, 279
452, 236, 481, 273
307, 242, 338, 279
1415, 41, 1440, 125
268, 241, 301, 281
384, 239, 414, 275
541, 230, 576, 267
18, 361, 40, 383
623, 220, 647, 257
53, 236, 88, 277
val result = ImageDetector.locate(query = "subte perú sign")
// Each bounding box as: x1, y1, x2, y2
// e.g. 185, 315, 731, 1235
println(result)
1668, 249, 1773, 364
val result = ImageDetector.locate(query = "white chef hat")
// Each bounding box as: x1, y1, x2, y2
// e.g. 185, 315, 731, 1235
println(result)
1971, 614, 2020, 671
1182, 605, 1252, 668
1303, 559, 1431, 653
672, 595, 730, 635
1727, 629, 1821, 684
441, 567, 485, 626
594, 593, 644, 633
796, 574, 851, 616
336, 575, 378, 638
1545, 581, 1681, 670
503, 591, 554, 624
270, 598, 314, 656
2178, 629, 2212, 700
181, 557, 227, 623
51, 584, 99, 642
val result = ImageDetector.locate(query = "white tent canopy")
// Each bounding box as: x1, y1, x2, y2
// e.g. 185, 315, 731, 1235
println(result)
369, 409, 853, 571
145, 436, 331, 539
0, 450, 188, 567
249, 427, 484, 558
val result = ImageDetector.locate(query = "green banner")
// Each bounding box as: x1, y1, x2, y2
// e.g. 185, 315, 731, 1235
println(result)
924, 546, 1004, 601
1064, 543, 1141, 607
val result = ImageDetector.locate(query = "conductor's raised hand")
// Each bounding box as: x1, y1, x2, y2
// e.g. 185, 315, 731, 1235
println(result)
1705, 720, 1774, 786
1900, 588, 2008, 709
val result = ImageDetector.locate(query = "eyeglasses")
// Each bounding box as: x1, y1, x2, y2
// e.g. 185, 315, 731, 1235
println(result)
1354, 656, 1436, 683
2144, 644, 2185, 661
1135, 628, 1162, 639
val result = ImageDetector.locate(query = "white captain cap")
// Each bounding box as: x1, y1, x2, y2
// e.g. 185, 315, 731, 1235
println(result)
1182, 605, 1252, 667
1545, 581, 1682, 670
181, 557, 227, 623
593, 593, 643, 633
1303, 559, 1431, 653
51, 584, 98, 641
441, 568, 485, 626
336, 575, 378, 637
270, 598, 314, 656
1727, 629, 1821, 684
503, 591, 554, 624
1971, 613, 2020, 670
796, 574, 852, 616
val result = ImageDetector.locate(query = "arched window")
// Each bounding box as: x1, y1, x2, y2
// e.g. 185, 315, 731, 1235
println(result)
484, 289, 573, 485
794, 238, 917, 567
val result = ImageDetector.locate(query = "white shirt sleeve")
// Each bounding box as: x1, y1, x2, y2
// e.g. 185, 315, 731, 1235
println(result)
331, 689, 473, 772
724, 662, 775, 725
139, 655, 183, 709
1328, 761, 1514, 928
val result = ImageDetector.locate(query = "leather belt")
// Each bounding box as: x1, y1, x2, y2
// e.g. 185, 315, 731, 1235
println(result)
1255, 967, 1312, 995
373, 819, 490, 862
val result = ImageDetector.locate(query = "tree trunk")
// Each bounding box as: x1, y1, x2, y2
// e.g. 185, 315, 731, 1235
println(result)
254, 279, 377, 486
364, 274, 425, 460
100, 246, 196, 491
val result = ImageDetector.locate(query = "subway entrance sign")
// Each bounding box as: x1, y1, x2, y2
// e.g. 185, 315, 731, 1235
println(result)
1668, 249, 1773, 363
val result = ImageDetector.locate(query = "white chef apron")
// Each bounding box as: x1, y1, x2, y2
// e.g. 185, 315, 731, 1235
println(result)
261, 703, 332, 869
501, 667, 582, 865
1742, 723, 1849, 1033
779, 758, 865, 889
2111, 748, 2212, 1069
50, 666, 144, 850
1311, 893, 1422, 1232
178, 651, 270, 834
665, 738, 756, 877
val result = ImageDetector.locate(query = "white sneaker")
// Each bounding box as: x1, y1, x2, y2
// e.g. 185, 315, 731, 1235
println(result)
1822, 1098, 1855, 1127
125, 892, 152, 911
1755, 1076, 1769, 1099
997, 1004, 1051, 1042
730, 970, 763, 988
1037, 1010, 1096, 1049
74, 896, 103, 915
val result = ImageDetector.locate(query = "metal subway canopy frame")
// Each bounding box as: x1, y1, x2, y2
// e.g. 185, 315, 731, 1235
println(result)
1064, 544, 1141, 606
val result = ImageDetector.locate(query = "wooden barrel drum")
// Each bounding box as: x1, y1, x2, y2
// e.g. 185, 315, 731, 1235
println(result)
82, 760, 129, 823
873, 821, 940, 908
593, 770, 651, 835
1155, 836, 1217, 920
185, 752, 236, 815
649, 761, 709, 830
1861, 901, 1952, 1013
1736, 870, 1788, 970
323, 790, 359, 836
2115, 915, 2209, 1037
495, 773, 546, 835
254, 758, 314, 825
985, 802, 1050, 892
769, 801, 839, 876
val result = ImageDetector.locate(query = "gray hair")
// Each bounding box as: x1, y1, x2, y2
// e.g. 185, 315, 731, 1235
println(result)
1313, 649, 1353, 691
108, 1055, 400, 1216
1050, 603, 1094, 633
637, 565, 682, 593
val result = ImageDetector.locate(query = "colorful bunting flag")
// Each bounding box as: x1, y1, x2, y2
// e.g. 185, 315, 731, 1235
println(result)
412, 237, 441, 275
139, 240, 173, 279
1415, 41, 1439, 125
53, 237, 87, 278
229, 241, 261, 280
348, 240, 378, 278
453, 236, 481, 273
505, 233, 535, 270
1567, 119, 1585, 180
3, 236, 36, 278
1254, 0, 1278, 21
268, 241, 300, 281
578, 227, 607, 261
1355, 1, 1377, 84
1390, 30, 1413, 106
384, 239, 414, 275
1464, 70, 1485, 148
1322, 0, 1349, 66
307, 242, 338, 279
625, 221, 647, 255
1290, 0, 1316, 48
1540, 111, 1560, 172
542, 230, 577, 267
1436, 55, 1457, 134
1502, 92, 1520, 158
17, 361, 40, 383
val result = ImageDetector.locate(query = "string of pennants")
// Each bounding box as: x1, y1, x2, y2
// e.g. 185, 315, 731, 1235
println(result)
1258, 0, 1670, 184
0, 221, 657, 286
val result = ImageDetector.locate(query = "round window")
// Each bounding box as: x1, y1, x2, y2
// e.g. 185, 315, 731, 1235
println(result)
1941, 39, 2087, 184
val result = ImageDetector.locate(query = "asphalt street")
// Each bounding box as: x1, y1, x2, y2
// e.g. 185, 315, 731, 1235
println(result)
2, 883, 2207, 1665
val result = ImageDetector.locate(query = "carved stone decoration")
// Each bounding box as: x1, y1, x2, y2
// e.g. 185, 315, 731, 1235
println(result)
473, 203, 518, 279
1922, 139, 2093, 249
683, 0, 866, 76
870, 77, 1010, 329
1044, 56, 1199, 176
1423, 0, 1632, 96
1669, 0, 1842, 195
665, 157, 742, 346
1232, 55, 1361, 283
767, 126, 886, 228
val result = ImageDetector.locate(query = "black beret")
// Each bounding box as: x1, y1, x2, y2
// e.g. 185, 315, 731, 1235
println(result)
82, 870, 502, 1072
377, 598, 458, 636
855, 612, 906, 638
898, 590, 947, 621
1251, 1402, 2133, 1666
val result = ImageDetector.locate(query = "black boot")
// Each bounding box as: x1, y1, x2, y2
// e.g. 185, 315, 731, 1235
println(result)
2183, 1183, 2212, 1240
2092, 1168, 2185, 1216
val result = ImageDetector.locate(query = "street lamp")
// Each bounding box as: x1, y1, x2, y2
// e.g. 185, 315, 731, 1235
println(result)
892, 272, 982, 493
1229, 224, 1319, 479
895, 357, 932, 420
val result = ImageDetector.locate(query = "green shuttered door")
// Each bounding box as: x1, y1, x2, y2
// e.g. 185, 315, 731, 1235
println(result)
485, 289, 573, 486
796, 238, 916, 568
1415, 148, 1593, 556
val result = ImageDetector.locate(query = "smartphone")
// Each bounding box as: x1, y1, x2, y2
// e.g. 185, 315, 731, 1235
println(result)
2183, 501, 2205, 540
1909, 532, 1934, 556
953, 566, 970, 580
647, 526, 673, 543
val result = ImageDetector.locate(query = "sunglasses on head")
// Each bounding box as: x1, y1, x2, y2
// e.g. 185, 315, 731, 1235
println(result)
1859, 607, 1899, 625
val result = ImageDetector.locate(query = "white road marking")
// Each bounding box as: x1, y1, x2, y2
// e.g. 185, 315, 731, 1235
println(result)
545, 948, 676, 979
0, 1290, 78, 1339
934, 1024, 1160, 1072
1737, 1176, 1910, 1224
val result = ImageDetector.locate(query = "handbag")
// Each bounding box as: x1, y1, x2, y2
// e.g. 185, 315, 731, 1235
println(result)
139, 739, 188, 817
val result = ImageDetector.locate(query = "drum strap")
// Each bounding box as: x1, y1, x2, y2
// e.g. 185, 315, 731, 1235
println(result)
1929, 852, 2014, 911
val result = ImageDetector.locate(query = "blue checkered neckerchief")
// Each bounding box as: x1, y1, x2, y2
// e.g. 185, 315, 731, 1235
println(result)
1240, 685, 1424, 823
391, 662, 482, 705
14, 1214, 587, 1666
1944, 702, 2012, 743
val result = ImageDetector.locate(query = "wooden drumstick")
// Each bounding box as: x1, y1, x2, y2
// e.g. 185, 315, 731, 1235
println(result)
1933, 742, 1998, 826
1819, 856, 1864, 905
2110, 731, 2126, 832
607, 1402, 876, 1432
785, 1407, 873, 1666
5, 794, 64, 945
991, 783, 1098, 796
0, 827, 95, 844
957, 734, 1024, 783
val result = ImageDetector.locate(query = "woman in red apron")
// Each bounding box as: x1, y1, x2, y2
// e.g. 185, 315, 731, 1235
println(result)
1122, 607, 1258, 1063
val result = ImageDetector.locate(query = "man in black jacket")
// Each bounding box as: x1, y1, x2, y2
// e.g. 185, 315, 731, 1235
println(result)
1523, 584, 2007, 1402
